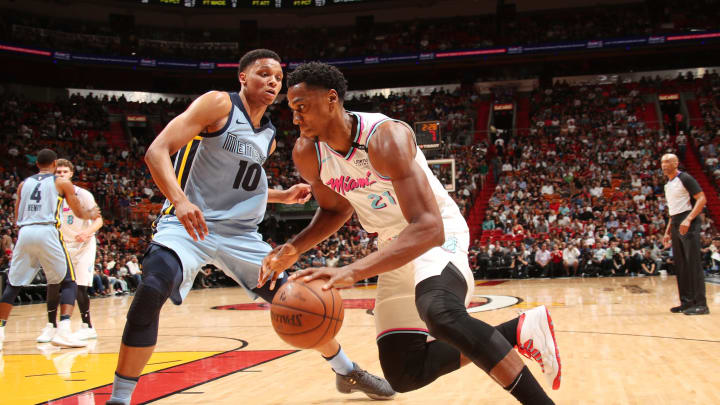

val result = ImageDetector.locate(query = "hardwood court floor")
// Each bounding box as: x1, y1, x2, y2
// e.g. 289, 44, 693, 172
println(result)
1, 276, 719, 404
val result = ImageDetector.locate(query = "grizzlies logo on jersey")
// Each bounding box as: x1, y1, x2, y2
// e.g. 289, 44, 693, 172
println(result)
155, 92, 276, 235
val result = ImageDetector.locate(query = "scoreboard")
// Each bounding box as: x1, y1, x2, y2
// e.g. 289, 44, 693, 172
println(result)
414, 121, 441, 150
142, 0, 371, 7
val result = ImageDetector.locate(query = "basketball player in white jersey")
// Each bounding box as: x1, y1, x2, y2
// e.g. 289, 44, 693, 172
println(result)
106, 50, 393, 405
36, 159, 103, 344
0, 149, 100, 351
260, 62, 561, 404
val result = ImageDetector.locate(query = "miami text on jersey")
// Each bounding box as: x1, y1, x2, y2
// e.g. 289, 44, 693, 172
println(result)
325, 170, 376, 196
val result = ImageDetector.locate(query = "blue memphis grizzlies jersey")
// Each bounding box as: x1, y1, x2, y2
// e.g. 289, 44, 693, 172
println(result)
156, 92, 276, 234
17, 173, 63, 227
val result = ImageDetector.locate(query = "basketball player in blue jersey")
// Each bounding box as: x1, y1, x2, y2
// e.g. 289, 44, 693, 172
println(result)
106, 50, 393, 405
259, 62, 561, 404
0, 149, 101, 351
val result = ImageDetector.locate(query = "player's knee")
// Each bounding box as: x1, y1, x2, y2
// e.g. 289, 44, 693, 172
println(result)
124, 245, 179, 333
0, 283, 21, 304
59, 279, 77, 306
383, 371, 419, 393
127, 275, 171, 327
378, 341, 420, 393
415, 291, 465, 341
123, 278, 168, 347
380, 363, 423, 393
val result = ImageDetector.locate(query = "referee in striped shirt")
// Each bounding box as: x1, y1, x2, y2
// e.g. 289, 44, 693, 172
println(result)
661, 153, 709, 315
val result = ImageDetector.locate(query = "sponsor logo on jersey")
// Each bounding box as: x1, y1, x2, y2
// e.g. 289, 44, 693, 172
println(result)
353, 158, 369, 167
326, 170, 377, 196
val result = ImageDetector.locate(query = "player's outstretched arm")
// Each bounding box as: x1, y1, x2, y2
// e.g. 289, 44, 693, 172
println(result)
267, 183, 312, 204
145, 91, 231, 241
258, 137, 354, 289
56, 177, 100, 220
294, 121, 444, 289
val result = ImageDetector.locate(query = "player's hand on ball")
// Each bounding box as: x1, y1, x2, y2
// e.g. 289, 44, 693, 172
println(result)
290, 266, 357, 290
284, 183, 312, 205
175, 199, 208, 242
259, 243, 300, 290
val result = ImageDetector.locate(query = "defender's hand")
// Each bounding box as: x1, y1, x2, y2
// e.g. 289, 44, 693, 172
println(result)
662, 233, 671, 248
174, 199, 208, 242
283, 184, 312, 205
289, 266, 357, 290
259, 243, 300, 290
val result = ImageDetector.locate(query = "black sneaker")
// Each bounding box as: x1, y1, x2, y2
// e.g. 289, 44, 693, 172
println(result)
683, 306, 710, 315
670, 305, 689, 313
336, 362, 395, 400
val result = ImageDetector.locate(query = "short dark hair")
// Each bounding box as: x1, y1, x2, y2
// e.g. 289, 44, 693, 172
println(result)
238, 49, 281, 74
287, 62, 348, 101
36, 149, 57, 166
56, 158, 74, 173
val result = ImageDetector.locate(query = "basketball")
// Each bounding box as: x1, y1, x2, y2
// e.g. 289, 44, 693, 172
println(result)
270, 279, 345, 349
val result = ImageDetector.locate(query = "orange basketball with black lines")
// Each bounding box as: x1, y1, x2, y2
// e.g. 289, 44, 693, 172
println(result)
270, 279, 344, 349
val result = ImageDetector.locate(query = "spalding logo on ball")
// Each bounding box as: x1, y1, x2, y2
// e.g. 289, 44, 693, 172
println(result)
270, 279, 344, 349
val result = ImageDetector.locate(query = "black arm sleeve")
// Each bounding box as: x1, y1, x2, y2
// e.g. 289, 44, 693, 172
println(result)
678, 172, 702, 196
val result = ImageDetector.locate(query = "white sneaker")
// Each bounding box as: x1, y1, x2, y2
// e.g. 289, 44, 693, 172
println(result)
517, 305, 562, 390
37, 323, 57, 343
51, 320, 87, 348
0, 325, 4, 351
72, 323, 98, 340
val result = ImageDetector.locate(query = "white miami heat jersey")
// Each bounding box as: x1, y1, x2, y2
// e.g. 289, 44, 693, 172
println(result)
316, 111, 468, 243
60, 186, 97, 243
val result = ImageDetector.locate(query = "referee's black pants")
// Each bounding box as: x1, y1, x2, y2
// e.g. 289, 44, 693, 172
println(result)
671, 216, 707, 308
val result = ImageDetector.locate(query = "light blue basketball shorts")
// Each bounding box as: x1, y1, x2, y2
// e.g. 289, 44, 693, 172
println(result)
9, 224, 74, 286
152, 220, 280, 304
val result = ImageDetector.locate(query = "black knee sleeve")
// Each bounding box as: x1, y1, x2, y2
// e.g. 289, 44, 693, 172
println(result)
1, 283, 22, 304
122, 281, 165, 347
378, 333, 461, 393
59, 279, 77, 306
416, 262, 512, 373
122, 244, 181, 347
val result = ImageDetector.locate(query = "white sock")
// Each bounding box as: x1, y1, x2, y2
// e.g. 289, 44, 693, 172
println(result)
324, 346, 354, 375
109, 372, 138, 404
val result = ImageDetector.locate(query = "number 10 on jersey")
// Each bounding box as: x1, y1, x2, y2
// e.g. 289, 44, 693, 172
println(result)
233, 160, 262, 191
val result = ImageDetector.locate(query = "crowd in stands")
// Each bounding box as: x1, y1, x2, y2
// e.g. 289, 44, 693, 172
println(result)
693, 71, 720, 183
2, 70, 720, 302
1, 1, 718, 61
473, 75, 720, 279
0, 85, 483, 296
